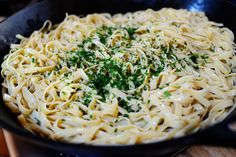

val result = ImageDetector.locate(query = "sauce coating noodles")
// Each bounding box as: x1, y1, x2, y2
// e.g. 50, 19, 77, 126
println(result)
1, 8, 236, 144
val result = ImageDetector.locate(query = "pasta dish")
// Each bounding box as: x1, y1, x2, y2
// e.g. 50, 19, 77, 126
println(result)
1, 8, 236, 144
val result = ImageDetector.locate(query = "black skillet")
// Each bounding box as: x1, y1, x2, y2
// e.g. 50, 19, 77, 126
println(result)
0, 0, 236, 156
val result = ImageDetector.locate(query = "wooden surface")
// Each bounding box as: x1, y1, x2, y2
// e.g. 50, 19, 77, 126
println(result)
0, 130, 9, 157
177, 146, 236, 157
0, 129, 236, 157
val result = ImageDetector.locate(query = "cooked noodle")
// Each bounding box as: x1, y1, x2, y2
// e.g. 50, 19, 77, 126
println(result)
1, 8, 236, 144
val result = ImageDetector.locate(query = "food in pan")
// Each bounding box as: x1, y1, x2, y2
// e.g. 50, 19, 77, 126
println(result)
1, 8, 236, 144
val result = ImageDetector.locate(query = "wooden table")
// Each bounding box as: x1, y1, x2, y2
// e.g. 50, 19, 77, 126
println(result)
0, 130, 8, 157
0, 129, 236, 157
177, 146, 236, 157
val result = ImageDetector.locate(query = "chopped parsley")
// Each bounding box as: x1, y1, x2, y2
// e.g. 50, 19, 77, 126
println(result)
87, 58, 146, 101
210, 46, 215, 52
118, 98, 141, 113
35, 118, 41, 125
118, 99, 133, 113
151, 65, 164, 77
188, 53, 209, 68
189, 53, 198, 64
123, 114, 129, 118
125, 27, 137, 39
163, 91, 171, 98
67, 49, 95, 68
82, 93, 92, 106
63, 25, 208, 113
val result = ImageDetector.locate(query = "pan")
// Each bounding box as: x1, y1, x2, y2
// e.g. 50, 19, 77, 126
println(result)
0, 0, 236, 156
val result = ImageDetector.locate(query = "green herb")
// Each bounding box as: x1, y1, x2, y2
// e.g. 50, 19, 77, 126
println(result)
123, 114, 129, 118
118, 99, 132, 113
154, 45, 183, 72
163, 90, 171, 97
44, 71, 52, 78
35, 118, 41, 125
97, 32, 107, 44
96, 26, 114, 44
114, 128, 118, 133
31, 58, 35, 63
125, 27, 137, 39
151, 66, 164, 77
83, 93, 92, 106
82, 37, 92, 45
63, 72, 71, 78
87, 58, 146, 100
67, 50, 95, 68
175, 69, 181, 72
63, 26, 195, 107
210, 46, 215, 52
68, 56, 78, 66
189, 53, 198, 64
131, 66, 146, 87
55, 64, 62, 71
201, 54, 209, 61
188, 53, 209, 67
127, 96, 132, 100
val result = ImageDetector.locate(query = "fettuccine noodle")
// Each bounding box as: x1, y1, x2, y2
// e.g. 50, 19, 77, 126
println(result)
1, 8, 236, 144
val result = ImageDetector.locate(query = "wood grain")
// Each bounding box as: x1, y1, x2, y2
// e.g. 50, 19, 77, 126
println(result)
3, 131, 18, 157
0, 129, 236, 157
0, 130, 9, 157
177, 146, 236, 157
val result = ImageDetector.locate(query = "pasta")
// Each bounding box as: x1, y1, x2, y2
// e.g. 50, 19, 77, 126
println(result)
1, 8, 236, 145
